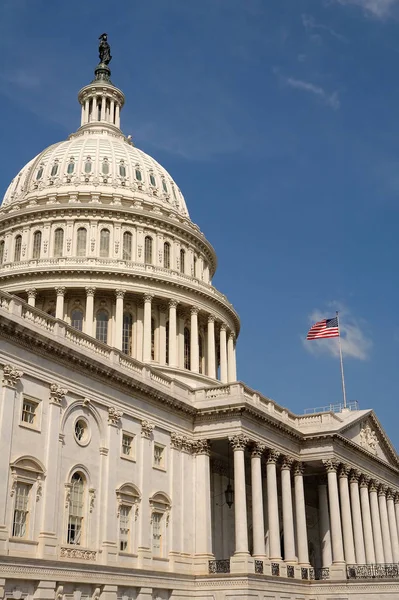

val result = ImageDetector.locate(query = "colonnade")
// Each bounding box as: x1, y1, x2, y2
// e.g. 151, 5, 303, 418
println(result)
25, 286, 237, 382
80, 93, 121, 128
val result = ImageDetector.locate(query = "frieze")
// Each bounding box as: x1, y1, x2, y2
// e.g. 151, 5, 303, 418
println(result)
60, 547, 97, 560
360, 423, 379, 455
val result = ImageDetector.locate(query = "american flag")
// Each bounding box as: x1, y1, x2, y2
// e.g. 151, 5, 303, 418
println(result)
306, 316, 339, 340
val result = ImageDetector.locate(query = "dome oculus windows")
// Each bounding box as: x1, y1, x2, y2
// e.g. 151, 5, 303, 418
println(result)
74, 419, 89, 445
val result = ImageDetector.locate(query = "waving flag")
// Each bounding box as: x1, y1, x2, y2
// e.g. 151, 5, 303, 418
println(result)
306, 316, 339, 340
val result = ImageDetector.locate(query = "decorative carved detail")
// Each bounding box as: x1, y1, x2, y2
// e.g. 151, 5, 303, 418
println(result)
229, 434, 249, 451
338, 464, 350, 478
322, 459, 340, 473
143, 293, 154, 303
115, 289, 125, 299
190, 306, 199, 316
228, 331, 236, 342
55, 585, 63, 600
91, 238, 96, 252
141, 420, 154, 438
266, 449, 280, 464
169, 299, 178, 309
360, 424, 379, 455
349, 469, 361, 484
60, 547, 96, 560
55, 287, 66, 297
395, 493, 399, 505
85, 287, 96, 297
115, 241, 119, 254
378, 484, 388, 497
66, 238, 71, 252
2, 364, 23, 388
359, 475, 370, 489
181, 437, 194, 453
170, 432, 183, 450
387, 488, 395, 501
220, 322, 227, 332
251, 442, 265, 458
36, 477, 43, 502
193, 439, 211, 455
26, 288, 37, 299
108, 406, 123, 425
281, 456, 294, 470
208, 314, 215, 323
89, 488, 96, 512
369, 480, 379, 493
294, 461, 305, 476
49, 383, 67, 404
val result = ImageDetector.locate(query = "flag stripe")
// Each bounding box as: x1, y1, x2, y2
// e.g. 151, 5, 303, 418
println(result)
306, 317, 339, 340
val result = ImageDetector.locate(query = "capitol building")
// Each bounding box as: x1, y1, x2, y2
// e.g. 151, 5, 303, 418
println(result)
1, 36, 399, 600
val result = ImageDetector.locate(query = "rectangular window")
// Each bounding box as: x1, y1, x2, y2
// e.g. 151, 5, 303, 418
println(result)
21, 398, 38, 425
153, 444, 165, 469
152, 512, 162, 556
121, 433, 134, 458
119, 505, 131, 552
12, 483, 31, 538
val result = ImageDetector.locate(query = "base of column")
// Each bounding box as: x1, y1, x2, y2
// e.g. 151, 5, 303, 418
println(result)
230, 552, 254, 574
100, 541, 118, 564
329, 563, 347, 580
193, 553, 214, 574
137, 546, 152, 569
37, 532, 58, 558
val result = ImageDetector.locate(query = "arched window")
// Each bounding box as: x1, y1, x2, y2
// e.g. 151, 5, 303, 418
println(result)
144, 236, 153, 265
0, 240, 4, 264
165, 321, 169, 365
150, 174, 156, 186
50, 163, 58, 177
96, 309, 109, 343
151, 318, 156, 361
14, 235, 22, 262
67, 472, 85, 545
199, 334, 204, 374
84, 159, 92, 174
150, 492, 171, 558
172, 186, 177, 200
71, 309, 84, 331
67, 161, 75, 174
193, 255, 197, 278
32, 231, 42, 259
184, 327, 190, 370
102, 160, 109, 175
123, 231, 132, 260
180, 249, 185, 274
122, 312, 133, 355
163, 242, 170, 269
36, 166, 43, 180
162, 179, 168, 193
53, 228, 64, 257
119, 163, 126, 177
76, 228, 87, 257
100, 229, 110, 257
135, 168, 142, 181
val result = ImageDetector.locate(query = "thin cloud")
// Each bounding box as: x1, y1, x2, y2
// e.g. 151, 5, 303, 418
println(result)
303, 304, 372, 360
302, 13, 347, 42
283, 76, 341, 110
332, 0, 399, 18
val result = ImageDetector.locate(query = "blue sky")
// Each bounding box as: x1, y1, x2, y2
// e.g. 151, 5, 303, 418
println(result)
2, 0, 399, 444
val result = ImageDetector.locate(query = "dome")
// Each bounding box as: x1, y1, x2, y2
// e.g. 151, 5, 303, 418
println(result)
2, 132, 189, 217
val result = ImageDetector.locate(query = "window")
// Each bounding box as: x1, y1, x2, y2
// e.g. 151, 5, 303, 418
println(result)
36, 167, 43, 180
150, 174, 156, 186
163, 242, 170, 269
50, 163, 58, 177
165, 321, 169, 366
0, 240, 4, 264
12, 483, 31, 538
67, 473, 85, 545
84, 159, 92, 174
71, 309, 83, 331
193, 255, 197, 278
184, 327, 190, 370
67, 161, 75, 174
102, 160, 109, 175
76, 228, 87, 257
153, 444, 165, 469
180, 249, 185, 274
21, 398, 38, 425
121, 433, 134, 458
96, 309, 109, 343
162, 179, 168, 193
152, 512, 162, 557
14, 235, 22, 262
122, 312, 133, 355
123, 231, 132, 260
144, 236, 152, 264
119, 505, 131, 552
32, 231, 42, 259
172, 186, 177, 199
135, 168, 142, 181
100, 229, 110, 257
151, 318, 155, 361
74, 419, 88, 443
53, 228, 64, 257
119, 163, 126, 177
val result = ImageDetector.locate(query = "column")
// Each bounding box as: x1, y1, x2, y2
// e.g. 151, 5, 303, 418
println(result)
294, 462, 309, 565
281, 457, 296, 562
85, 287, 95, 336
229, 435, 249, 554
338, 465, 356, 564
387, 490, 399, 563
322, 460, 344, 563
395, 495, 399, 543
142, 293, 153, 362
266, 449, 281, 560
84, 99, 89, 122
102, 407, 123, 561
138, 420, 154, 566
55, 286, 66, 320
100, 95, 106, 121
251, 442, 265, 558
369, 480, 384, 563
177, 314, 185, 368
349, 470, 366, 564
190, 307, 199, 373
115, 104, 120, 128
159, 307, 167, 366
168, 300, 178, 367
207, 315, 216, 379
110, 99, 115, 125
378, 485, 393, 563
169, 434, 183, 560
194, 440, 212, 556
219, 323, 228, 383
359, 476, 375, 564
227, 332, 236, 382
26, 288, 37, 307
114, 289, 125, 351
318, 477, 332, 567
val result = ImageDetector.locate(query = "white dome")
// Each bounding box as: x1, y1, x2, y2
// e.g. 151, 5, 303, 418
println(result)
2, 131, 189, 217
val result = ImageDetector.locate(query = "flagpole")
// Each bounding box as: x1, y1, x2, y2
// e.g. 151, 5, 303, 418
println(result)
336, 311, 347, 409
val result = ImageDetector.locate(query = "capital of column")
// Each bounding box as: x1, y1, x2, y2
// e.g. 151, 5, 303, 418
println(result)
251, 442, 265, 458
359, 475, 370, 489
220, 322, 227, 332
281, 456, 294, 471
322, 459, 340, 473
349, 469, 361, 484
394, 493, 399, 505
169, 299, 179, 309
190, 306, 199, 315
387, 488, 395, 501
49, 383, 68, 405
115, 289, 126, 299
170, 432, 184, 450
141, 419, 154, 438
338, 464, 350, 478
293, 461, 305, 476
108, 406, 123, 426
266, 449, 281, 464
369, 479, 379, 493
207, 314, 215, 323
85, 286, 96, 297
228, 331, 236, 342
193, 439, 211, 456
26, 288, 37, 299
229, 434, 249, 451
143, 293, 154, 303
2, 364, 23, 388
378, 484, 388, 497
55, 286, 66, 297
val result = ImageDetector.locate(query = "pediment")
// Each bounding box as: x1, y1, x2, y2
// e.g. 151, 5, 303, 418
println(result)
340, 413, 399, 467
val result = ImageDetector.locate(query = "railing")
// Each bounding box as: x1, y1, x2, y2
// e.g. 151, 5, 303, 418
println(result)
254, 560, 263, 574
287, 565, 295, 578
208, 559, 230, 574
301, 567, 330, 580
347, 564, 399, 579
271, 562, 280, 576
304, 401, 359, 414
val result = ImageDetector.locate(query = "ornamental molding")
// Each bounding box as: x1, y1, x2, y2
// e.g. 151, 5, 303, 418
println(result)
369, 479, 379, 493
193, 439, 211, 456
293, 461, 305, 476
349, 469, 361, 483
251, 442, 265, 458
2, 364, 23, 388
338, 464, 350, 478
115, 289, 126, 299
359, 475, 370, 489
322, 459, 340, 473
55, 286, 66, 296
89, 488, 96, 512
141, 420, 154, 438
26, 288, 37, 299
266, 449, 280, 464
60, 547, 96, 560
281, 456, 294, 471
229, 434, 249, 451
378, 484, 388, 497
108, 406, 123, 425
85, 286, 96, 297
360, 423, 379, 455
49, 383, 68, 404
170, 432, 194, 452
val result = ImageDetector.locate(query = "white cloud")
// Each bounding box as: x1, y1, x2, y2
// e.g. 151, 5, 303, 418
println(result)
284, 76, 341, 110
333, 0, 399, 18
302, 13, 347, 41
304, 304, 372, 360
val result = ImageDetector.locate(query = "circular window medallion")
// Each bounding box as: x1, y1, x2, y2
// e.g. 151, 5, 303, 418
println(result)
74, 418, 90, 446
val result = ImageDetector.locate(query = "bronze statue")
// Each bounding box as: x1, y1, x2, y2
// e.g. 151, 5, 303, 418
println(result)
99, 33, 112, 65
